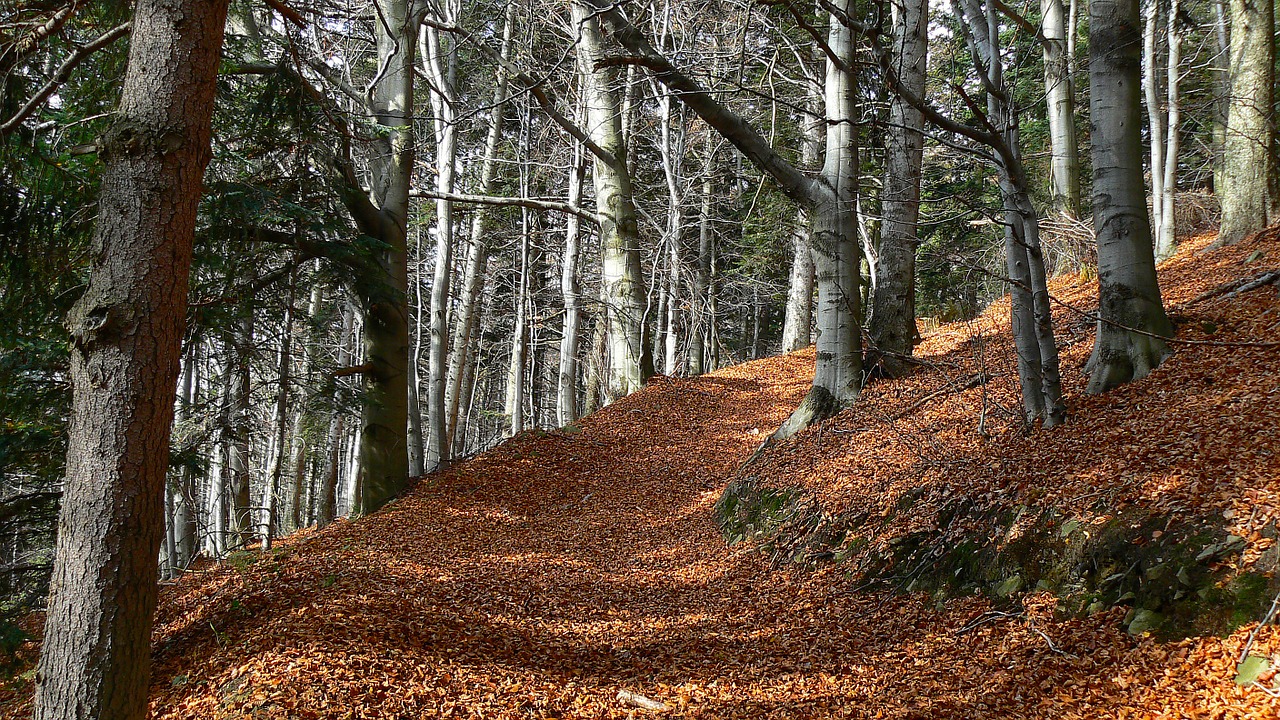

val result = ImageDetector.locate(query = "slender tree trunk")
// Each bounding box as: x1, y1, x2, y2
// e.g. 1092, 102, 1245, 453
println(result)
32, 0, 228, 712
1157, 0, 1181, 259
318, 304, 355, 527
1216, 0, 1276, 245
444, 4, 514, 449
424, 10, 458, 472
288, 275, 322, 531
869, 0, 928, 371
1143, 0, 1166, 236
1088, 0, 1175, 392
230, 313, 253, 548
262, 273, 296, 551
689, 144, 715, 375
506, 207, 532, 437
174, 349, 199, 569
559, 145, 585, 425
1043, 0, 1081, 216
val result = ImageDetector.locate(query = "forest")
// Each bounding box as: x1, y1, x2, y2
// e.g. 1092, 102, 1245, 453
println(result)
1, 0, 1279, 715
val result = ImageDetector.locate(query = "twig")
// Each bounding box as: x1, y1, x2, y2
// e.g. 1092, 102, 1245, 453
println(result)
1238, 589, 1280, 664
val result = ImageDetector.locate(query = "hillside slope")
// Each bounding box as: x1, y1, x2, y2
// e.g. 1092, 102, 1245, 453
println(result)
3, 229, 1279, 719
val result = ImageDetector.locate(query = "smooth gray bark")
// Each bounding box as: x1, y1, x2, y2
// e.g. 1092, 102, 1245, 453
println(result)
1216, 0, 1276, 245
1043, 0, 1081, 216
1088, 0, 1175, 393
869, 0, 928, 372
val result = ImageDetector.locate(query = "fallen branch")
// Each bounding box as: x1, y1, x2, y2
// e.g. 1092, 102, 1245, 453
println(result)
616, 689, 670, 711
1183, 269, 1280, 307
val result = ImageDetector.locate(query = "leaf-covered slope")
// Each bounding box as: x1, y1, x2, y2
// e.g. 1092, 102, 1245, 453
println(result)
3, 231, 1279, 719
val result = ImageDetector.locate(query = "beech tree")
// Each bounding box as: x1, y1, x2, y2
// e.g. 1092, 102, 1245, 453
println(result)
1088, 0, 1175, 392
32, 0, 229, 714
1215, 0, 1276, 245
588, 0, 864, 435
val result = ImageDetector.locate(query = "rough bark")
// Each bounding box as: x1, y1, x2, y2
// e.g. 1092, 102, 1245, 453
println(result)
32, 0, 228, 713
1088, 0, 1175, 393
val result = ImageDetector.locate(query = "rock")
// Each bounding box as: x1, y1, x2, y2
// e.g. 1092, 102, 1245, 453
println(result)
1235, 655, 1271, 686
1127, 608, 1163, 635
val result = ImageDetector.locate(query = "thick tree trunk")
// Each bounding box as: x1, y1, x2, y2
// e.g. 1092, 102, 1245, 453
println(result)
1043, 0, 1081, 216
573, 2, 651, 403
869, 0, 928, 371
349, 0, 418, 515
1088, 0, 1175, 393
1216, 0, 1276, 245
32, 0, 228, 713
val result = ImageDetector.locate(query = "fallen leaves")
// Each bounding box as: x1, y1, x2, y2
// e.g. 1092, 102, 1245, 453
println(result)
0, 231, 1278, 719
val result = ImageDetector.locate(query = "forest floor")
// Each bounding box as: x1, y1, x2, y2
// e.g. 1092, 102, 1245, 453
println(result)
4, 229, 1280, 719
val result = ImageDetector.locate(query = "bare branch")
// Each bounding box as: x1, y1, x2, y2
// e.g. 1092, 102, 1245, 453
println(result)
0, 22, 131, 136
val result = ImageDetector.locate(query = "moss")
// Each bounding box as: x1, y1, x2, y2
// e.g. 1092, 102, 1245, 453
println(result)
716, 477, 1277, 639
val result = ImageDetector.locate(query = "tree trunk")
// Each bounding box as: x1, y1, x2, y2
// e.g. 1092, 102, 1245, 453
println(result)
32, 0, 228, 713
558, 145, 585, 425
506, 207, 532, 437
347, 0, 418, 515
423, 12, 458, 472
869, 0, 928, 371
1216, 0, 1276, 245
1157, 0, 1180, 259
1143, 0, 1166, 237
1088, 0, 1175, 393
318, 304, 355, 528
262, 273, 296, 551
689, 143, 715, 376
573, 2, 651, 403
444, 3, 514, 448
1043, 0, 1081, 216
174, 349, 199, 569
230, 312, 253, 548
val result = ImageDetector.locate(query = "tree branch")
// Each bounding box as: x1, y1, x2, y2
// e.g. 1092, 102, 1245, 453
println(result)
0, 22, 131, 136
408, 189, 600, 224
582, 0, 820, 207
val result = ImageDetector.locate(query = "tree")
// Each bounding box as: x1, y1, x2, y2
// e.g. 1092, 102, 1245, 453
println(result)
1087, 0, 1175, 393
589, 0, 863, 436
868, 0, 928, 374
572, 1, 653, 403
32, 0, 230, 714
1043, 0, 1081, 217
1215, 0, 1276, 245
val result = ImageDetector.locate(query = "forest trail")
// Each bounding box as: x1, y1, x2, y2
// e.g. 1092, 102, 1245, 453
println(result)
7, 230, 1280, 719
